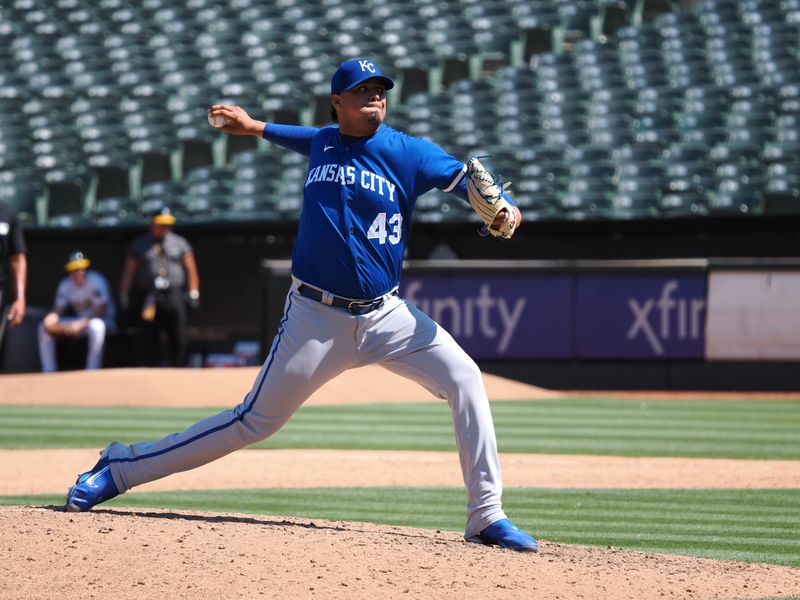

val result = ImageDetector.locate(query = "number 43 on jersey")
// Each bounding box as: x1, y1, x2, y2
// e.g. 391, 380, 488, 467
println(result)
367, 212, 403, 245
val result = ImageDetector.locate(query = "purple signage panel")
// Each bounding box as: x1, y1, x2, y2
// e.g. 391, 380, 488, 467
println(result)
575, 275, 707, 359
399, 275, 573, 359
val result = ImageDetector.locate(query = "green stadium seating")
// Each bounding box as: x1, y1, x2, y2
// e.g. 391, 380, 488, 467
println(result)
1, 0, 799, 227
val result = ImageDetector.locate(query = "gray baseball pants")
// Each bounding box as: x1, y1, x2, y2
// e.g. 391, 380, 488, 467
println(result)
104, 280, 507, 537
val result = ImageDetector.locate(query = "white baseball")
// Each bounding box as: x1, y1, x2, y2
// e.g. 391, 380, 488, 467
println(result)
208, 113, 229, 128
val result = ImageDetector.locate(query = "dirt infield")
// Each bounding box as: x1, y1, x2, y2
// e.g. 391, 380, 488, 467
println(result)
1, 367, 799, 599
0, 365, 561, 407
3, 449, 800, 496
4, 506, 800, 600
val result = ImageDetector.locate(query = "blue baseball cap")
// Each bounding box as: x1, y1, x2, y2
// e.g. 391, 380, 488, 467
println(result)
330, 59, 395, 95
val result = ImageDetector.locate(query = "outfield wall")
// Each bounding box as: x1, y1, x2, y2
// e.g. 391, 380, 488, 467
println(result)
7, 222, 800, 388
261, 259, 800, 390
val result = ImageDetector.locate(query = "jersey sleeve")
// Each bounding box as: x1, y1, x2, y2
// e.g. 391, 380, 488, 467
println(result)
8, 208, 26, 255
411, 137, 466, 197
411, 139, 516, 208
92, 273, 113, 307
175, 234, 193, 256
262, 123, 319, 156
53, 279, 70, 312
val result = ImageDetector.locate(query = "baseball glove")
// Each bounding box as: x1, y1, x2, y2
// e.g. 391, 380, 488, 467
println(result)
465, 157, 517, 239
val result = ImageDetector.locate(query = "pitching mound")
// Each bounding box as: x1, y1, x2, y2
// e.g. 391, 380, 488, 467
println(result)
0, 365, 559, 407
3, 506, 799, 600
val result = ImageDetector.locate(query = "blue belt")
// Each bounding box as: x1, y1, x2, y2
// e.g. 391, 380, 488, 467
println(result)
297, 284, 397, 315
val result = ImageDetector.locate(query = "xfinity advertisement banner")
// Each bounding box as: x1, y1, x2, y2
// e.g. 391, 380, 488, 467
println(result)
576, 275, 707, 359
399, 275, 573, 359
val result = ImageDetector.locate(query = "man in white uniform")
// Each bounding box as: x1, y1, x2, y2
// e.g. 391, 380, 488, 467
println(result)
38, 251, 116, 372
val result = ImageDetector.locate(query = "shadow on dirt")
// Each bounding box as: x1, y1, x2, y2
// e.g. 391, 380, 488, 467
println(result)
38, 504, 445, 542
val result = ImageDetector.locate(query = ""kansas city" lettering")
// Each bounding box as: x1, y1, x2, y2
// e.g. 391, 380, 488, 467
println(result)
305, 163, 397, 202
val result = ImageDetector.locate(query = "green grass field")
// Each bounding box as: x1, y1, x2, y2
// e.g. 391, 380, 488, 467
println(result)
1, 398, 799, 458
2, 397, 799, 567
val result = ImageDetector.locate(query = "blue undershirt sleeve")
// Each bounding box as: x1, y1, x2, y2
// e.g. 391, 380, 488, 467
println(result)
412, 139, 516, 208
262, 123, 319, 156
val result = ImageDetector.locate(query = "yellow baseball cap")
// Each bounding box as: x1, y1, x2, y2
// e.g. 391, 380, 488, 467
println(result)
65, 251, 90, 272
151, 206, 176, 225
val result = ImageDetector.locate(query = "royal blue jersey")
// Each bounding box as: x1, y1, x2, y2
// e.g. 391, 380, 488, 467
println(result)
264, 123, 473, 299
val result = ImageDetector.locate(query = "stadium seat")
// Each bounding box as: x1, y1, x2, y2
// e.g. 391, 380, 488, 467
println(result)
632, 112, 679, 147
764, 163, 800, 213
391, 55, 434, 102
658, 191, 709, 217
552, 1, 595, 52
88, 152, 138, 201
664, 160, 715, 196
612, 142, 664, 165
609, 190, 661, 219
426, 21, 478, 91
0, 177, 44, 224
636, 0, 678, 24
467, 5, 516, 76
614, 159, 664, 179
93, 195, 143, 226
47, 213, 95, 228
709, 141, 763, 163
131, 137, 177, 186
596, 0, 633, 37
141, 180, 187, 211
173, 125, 217, 179
559, 188, 612, 216
44, 167, 91, 221
664, 140, 712, 162
707, 189, 766, 215
519, 206, 565, 221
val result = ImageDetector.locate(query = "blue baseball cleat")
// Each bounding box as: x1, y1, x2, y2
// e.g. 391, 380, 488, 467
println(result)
65, 456, 120, 512
465, 518, 539, 552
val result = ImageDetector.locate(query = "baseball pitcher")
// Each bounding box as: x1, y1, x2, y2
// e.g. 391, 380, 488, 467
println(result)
65, 59, 536, 552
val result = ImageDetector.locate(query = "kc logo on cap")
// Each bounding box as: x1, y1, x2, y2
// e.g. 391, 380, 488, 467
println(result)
331, 58, 395, 95
358, 60, 377, 73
